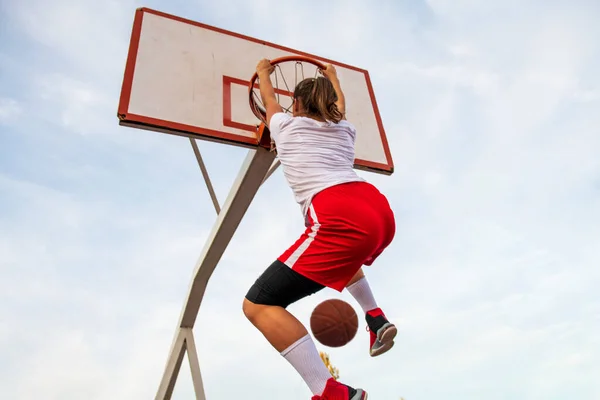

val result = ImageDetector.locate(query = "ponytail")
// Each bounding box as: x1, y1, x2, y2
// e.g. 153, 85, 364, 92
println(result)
293, 77, 344, 123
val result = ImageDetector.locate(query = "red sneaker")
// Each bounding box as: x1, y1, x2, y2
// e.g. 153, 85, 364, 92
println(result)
366, 308, 397, 357
311, 378, 367, 399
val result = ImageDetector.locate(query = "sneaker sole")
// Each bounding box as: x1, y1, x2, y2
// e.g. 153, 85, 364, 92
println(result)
370, 339, 394, 357
370, 323, 397, 357
378, 323, 397, 343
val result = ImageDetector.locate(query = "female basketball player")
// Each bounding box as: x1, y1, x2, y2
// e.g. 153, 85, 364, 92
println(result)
243, 59, 397, 400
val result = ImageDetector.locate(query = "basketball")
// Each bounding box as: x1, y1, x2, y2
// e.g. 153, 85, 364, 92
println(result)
310, 299, 359, 347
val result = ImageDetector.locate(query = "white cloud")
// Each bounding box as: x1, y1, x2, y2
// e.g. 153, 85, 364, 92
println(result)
8, 0, 137, 76
572, 88, 600, 103
0, 97, 21, 122
30, 73, 119, 135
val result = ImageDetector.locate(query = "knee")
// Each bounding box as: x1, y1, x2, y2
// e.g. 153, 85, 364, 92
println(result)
242, 297, 260, 322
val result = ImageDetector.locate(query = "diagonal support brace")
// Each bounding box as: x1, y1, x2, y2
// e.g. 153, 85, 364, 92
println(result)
155, 146, 276, 400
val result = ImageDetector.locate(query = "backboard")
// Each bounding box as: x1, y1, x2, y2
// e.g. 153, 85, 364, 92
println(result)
118, 8, 393, 174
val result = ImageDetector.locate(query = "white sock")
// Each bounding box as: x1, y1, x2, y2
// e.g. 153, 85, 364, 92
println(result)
281, 334, 331, 395
347, 277, 378, 314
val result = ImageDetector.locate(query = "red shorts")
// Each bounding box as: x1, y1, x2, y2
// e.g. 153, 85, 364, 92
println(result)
278, 181, 396, 292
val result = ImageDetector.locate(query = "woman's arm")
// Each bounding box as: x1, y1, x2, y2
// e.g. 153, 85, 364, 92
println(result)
256, 59, 283, 126
321, 64, 346, 119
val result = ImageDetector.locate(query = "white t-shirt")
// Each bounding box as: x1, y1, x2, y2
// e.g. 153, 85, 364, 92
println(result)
269, 112, 365, 217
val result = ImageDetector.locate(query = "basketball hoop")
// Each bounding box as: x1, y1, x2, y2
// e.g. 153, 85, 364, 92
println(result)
248, 56, 327, 126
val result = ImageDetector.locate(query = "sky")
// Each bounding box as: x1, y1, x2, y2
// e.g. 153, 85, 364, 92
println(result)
1, 0, 599, 399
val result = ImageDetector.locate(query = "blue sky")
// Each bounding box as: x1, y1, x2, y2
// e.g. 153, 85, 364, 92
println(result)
1, 0, 599, 399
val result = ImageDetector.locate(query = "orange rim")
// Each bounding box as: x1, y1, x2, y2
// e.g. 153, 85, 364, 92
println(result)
248, 56, 327, 124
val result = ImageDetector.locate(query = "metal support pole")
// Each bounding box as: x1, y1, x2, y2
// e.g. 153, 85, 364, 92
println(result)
261, 159, 281, 186
155, 146, 276, 399
190, 138, 221, 215
184, 328, 205, 399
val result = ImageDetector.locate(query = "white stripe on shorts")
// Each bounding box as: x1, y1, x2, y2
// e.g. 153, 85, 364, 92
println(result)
284, 204, 320, 267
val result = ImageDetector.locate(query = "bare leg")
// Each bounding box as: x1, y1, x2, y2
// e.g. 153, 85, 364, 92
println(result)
242, 299, 307, 351
243, 298, 332, 395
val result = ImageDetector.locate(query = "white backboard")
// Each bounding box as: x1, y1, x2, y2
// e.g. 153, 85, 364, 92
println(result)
118, 8, 393, 174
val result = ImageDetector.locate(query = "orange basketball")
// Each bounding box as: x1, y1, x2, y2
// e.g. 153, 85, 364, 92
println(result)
310, 299, 358, 347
